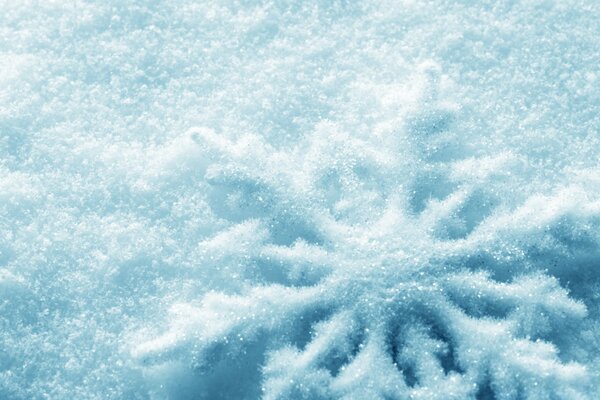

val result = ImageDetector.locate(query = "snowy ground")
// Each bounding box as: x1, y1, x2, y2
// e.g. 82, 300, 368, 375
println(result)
1, 1, 600, 399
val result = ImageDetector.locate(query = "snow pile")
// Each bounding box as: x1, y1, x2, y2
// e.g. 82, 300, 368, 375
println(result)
1, 1, 600, 399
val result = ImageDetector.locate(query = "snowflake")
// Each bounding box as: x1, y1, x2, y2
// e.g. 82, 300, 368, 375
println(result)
133, 64, 592, 400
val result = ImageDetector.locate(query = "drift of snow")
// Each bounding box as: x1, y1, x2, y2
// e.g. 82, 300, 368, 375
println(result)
1, 1, 600, 399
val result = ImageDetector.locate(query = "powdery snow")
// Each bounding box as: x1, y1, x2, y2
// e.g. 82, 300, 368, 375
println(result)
1, 1, 600, 399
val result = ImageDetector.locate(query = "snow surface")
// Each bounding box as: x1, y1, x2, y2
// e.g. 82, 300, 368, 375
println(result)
1, 1, 600, 399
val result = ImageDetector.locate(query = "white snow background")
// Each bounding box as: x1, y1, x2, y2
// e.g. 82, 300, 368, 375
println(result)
1, 1, 600, 399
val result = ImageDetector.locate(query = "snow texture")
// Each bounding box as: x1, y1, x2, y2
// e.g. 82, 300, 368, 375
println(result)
1, 1, 600, 399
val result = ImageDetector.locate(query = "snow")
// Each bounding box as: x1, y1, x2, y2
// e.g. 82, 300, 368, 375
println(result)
1, 1, 600, 399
